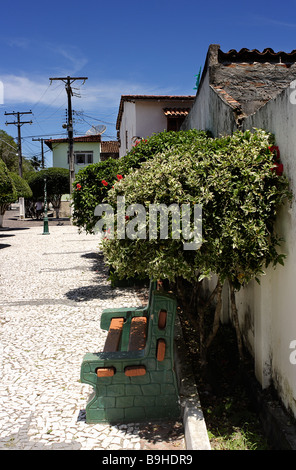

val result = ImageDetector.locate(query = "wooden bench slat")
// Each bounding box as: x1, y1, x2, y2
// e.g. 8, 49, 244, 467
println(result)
128, 317, 147, 351
103, 317, 124, 352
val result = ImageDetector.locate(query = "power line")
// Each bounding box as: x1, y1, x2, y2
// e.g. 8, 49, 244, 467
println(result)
32, 137, 47, 168
49, 76, 88, 193
4, 110, 33, 178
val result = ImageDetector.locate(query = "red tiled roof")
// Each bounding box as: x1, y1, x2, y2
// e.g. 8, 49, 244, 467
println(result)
200, 44, 296, 117
101, 140, 119, 153
218, 47, 296, 64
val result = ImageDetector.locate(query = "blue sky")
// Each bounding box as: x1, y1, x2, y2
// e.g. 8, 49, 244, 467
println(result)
0, 0, 296, 167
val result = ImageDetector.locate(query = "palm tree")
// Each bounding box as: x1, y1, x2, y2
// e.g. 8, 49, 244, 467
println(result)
30, 156, 42, 171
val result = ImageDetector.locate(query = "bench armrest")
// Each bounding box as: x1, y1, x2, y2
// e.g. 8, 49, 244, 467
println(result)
80, 350, 145, 386
100, 306, 147, 330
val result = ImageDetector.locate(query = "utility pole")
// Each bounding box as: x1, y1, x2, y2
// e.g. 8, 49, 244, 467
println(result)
32, 137, 45, 168
5, 110, 33, 178
49, 76, 87, 193
5, 111, 33, 219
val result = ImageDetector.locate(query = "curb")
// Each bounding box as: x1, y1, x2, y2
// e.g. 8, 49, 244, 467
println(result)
174, 316, 211, 450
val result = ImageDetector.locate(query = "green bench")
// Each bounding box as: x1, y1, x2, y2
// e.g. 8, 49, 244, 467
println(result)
80, 282, 180, 423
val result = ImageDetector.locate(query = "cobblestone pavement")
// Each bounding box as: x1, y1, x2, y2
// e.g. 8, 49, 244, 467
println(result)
0, 213, 185, 450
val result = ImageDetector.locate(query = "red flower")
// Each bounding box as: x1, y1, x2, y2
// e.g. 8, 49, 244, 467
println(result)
117, 174, 123, 180
269, 145, 280, 161
271, 163, 283, 176
101, 180, 108, 186
76, 183, 82, 190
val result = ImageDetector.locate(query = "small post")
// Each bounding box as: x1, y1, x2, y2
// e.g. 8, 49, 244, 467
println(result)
42, 176, 50, 235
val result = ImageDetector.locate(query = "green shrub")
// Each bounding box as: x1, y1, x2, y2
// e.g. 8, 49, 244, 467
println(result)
72, 130, 208, 234
72, 157, 121, 234
0, 160, 17, 216
100, 129, 291, 361
9, 172, 33, 199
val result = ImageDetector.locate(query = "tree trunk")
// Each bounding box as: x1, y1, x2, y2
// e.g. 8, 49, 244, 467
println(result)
206, 279, 223, 349
0, 204, 8, 228
199, 278, 222, 366
229, 281, 244, 360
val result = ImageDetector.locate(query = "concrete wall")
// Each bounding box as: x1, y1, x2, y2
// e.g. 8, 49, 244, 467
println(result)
52, 141, 101, 173
135, 101, 168, 138
238, 85, 296, 417
183, 77, 296, 418
182, 70, 238, 138
118, 101, 136, 158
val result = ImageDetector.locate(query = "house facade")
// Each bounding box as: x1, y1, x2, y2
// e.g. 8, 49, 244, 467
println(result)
182, 44, 296, 419
44, 135, 101, 173
116, 95, 194, 157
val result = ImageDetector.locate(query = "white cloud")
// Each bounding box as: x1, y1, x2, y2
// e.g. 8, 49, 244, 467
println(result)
0, 74, 176, 112
0, 75, 68, 112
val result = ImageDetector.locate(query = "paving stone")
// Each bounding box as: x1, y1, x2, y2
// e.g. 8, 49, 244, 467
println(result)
0, 220, 186, 450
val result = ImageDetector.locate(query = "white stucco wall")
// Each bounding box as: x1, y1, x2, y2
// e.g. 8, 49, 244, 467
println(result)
182, 70, 238, 138
183, 77, 296, 418
118, 101, 136, 158
119, 98, 194, 157
238, 85, 296, 416
135, 101, 169, 138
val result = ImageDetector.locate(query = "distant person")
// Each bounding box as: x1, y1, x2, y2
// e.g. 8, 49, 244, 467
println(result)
35, 201, 43, 219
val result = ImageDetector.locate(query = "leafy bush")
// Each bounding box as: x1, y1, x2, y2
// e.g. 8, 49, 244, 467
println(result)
0, 160, 17, 225
100, 129, 291, 361
10, 172, 33, 199
72, 130, 208, 233
72, 157, 121, 234
102, 130, 290, 285
0, 160, 17, 206
28, 167, 69, 217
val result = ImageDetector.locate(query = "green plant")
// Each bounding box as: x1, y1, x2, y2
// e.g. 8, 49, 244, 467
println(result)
72, 130, 208, 234
9, 172, 33, 199
28, 167, 69, 218
72, 157, 121, 233
101, 129, 291, 362
0, 159, 17, 226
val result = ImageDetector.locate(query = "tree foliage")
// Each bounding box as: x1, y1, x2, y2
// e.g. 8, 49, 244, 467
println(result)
10, 172, 33, 199
71, 128, 291, 362
28, 167, 69, 217
0, 130, 18, 172
72, 157, 121, 233
0, 160, 17, 223
99, 129, 291, 362
72, 130, 206, 233
0, 129, 35, 177
102, 130, 290, 286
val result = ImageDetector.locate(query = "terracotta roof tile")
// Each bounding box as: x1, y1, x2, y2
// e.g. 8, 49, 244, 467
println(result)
163, 108, 191, 117
202, 44, 296, 117
218, 47, 296, 64
101, 140, 119, 153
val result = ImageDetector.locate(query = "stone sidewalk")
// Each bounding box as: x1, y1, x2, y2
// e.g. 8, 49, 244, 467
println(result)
0, 213, 185, 450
